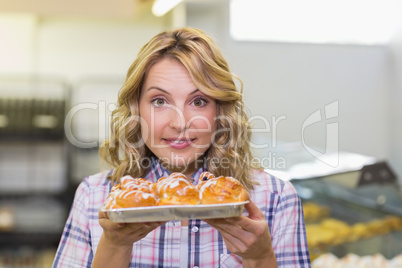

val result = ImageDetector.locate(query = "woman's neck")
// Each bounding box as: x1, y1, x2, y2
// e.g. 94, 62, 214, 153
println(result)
166, 164, 197, 181
162, 158, 203, 182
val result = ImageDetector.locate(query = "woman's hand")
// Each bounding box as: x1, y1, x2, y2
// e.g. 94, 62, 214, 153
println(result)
203, 200, 277, 268
98, 209, 165, 247
92, 209, 166, 268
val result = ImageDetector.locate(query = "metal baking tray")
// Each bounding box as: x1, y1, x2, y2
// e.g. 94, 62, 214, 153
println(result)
102, 201, 248, 223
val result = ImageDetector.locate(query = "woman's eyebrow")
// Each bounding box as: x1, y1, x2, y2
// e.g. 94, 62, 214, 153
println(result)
189, 89, 200, 95
147, 87, 200, 96
146, 87, 170, 95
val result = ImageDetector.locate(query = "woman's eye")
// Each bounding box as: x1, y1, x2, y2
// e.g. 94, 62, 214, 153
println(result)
192, 98, 207, 107
152, 98, 166, 106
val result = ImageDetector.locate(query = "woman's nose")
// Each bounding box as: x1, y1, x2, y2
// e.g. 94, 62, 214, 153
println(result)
168, 105, 187, 132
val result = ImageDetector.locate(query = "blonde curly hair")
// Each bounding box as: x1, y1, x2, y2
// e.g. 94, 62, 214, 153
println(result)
99, 27, 261, 191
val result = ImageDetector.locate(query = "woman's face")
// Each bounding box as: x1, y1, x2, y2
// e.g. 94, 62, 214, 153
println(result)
139, 58, 217, 173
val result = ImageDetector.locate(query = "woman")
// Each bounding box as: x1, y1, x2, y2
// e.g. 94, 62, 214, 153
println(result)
53, 27, 310, 267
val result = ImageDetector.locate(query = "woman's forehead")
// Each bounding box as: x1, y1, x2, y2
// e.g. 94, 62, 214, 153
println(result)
142, 60, 197, 94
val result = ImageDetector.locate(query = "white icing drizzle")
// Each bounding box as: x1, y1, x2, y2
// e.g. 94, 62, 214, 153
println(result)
120, 176, 152, 192
199, 176, 243, 201
106, 187, 159, 208
155, 173, 191, 194
199, 178, 217, 200
199, 172, 215, 181
104, 172, 245, 208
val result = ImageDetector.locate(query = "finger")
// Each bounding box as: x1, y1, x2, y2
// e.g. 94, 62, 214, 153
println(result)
207, 215, 267, 238
206, 220, 249, 253
223, 201, 267, 233
205, 219, 248, 239
244, 200, 265, 220
99, 209, 109, 220
100, 218, 125, 229
205, 218, 232, 229
119, 221, 164, 242
144, 221, 167, 228
205, 200, 266, 231
99, 209, 120, 226
209, 222, 246, 239
226, 217, 258, 232
125, 221, 166, 234
204, 218, 236, 229
98, 209, 125, 229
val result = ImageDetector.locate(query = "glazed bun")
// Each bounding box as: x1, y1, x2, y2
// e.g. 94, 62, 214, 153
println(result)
154, 172, 200, 205
199, 172, 215, 182
196, 172, 215, 191
120, 175, 152, 192
105, 189, 159, 209
104, 172, 249, 209
105, 175, 158, 209
199, 176, 249, 204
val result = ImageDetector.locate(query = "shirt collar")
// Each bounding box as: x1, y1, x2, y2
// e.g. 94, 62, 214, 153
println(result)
144, 156, 206, 185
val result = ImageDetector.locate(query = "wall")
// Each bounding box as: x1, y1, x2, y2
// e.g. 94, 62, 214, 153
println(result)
0, 15, 167, 81
186, 0, 398, 179
37, 19, 171, 83
0, 13, 37, 73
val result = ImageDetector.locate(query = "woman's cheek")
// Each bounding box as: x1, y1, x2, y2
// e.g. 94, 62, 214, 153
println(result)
189, 113, 215, 131
149, 116, 165, 141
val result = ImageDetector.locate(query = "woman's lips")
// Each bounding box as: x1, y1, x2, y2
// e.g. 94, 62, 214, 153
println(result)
163, 138, 196, 149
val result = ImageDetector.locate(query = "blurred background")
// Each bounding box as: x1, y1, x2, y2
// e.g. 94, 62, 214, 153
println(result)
1, 0, 402, 266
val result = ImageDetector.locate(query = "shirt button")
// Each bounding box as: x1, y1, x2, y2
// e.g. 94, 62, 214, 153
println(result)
191, 226, 199, 233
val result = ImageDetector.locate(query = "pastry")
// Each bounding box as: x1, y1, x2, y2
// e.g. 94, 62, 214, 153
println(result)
104, 172, 248, 208
154, 172, 200, 205
199, 176, 249, 204
105, 189, 159, 209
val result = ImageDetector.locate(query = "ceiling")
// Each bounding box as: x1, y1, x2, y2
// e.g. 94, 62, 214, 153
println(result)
0, 0, 224, 19
0, 0, 153, 19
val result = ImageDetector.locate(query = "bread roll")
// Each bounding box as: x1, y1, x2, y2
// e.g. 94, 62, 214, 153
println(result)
196, 172, 215, 190
104, 172, 249, 209
199, 176, 249, 204
120, 175, 152, 192
154, 172, 200, 205
105, 189, 159, 209
199, 171, 215, 182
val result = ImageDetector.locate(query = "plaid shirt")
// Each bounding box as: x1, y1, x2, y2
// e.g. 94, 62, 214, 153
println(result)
53, 158, 310, 267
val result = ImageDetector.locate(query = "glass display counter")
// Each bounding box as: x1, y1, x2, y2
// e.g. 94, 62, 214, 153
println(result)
256, 140, 402, 263
293, 177, 402, 260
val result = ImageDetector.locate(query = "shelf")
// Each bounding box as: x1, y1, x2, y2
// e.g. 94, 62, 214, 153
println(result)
0, 141, 69, 194
0, 78, 73, 259
0, 232, 62, 248
0, 247, 56, 267
0, 195, 67, 235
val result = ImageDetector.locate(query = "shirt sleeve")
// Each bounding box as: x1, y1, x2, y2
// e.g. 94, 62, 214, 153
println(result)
271, 180, 311, 267
52, 178, 94, 268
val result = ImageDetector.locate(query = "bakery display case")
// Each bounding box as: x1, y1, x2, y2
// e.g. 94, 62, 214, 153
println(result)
259, 141, 402, 266
294, 174, 402, 259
